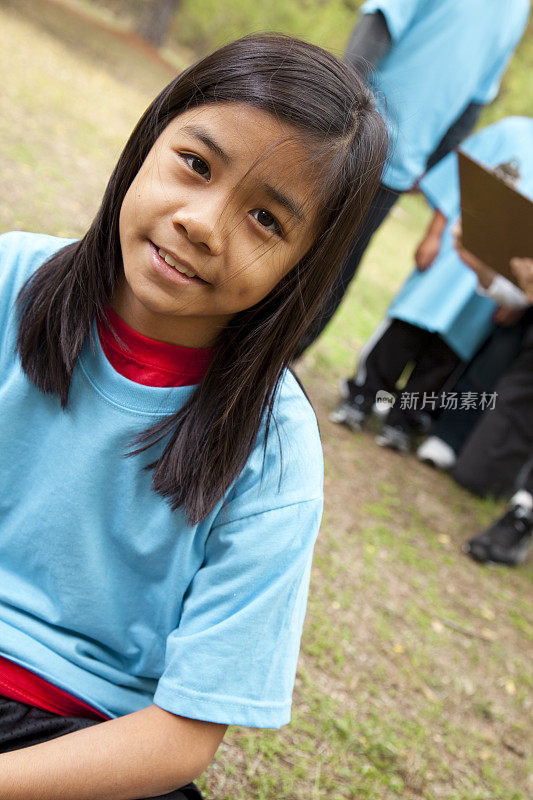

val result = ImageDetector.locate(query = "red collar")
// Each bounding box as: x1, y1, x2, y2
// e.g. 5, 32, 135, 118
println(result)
97, 307, 215, 387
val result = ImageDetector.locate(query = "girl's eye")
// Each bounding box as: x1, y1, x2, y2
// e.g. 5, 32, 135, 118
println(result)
251, 209, 282, 236
183, 154, 211, 180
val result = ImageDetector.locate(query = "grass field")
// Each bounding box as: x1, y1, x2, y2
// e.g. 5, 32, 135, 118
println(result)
1, 2, 532, 798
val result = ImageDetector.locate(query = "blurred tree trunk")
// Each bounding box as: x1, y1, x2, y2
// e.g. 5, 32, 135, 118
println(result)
136, 0, 181, 47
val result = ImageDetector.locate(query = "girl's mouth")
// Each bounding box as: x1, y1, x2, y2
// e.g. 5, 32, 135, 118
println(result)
157, 246, 197, 278
150, 242, 207, 285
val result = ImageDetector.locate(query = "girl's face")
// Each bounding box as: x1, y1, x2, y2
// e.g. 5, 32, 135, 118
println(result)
116, 102, 318, 347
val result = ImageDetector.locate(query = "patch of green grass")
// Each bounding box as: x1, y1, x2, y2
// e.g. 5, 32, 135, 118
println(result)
302, 622, 346, 671
507, 609, 533, 640
362, 501, 394, 521
205, 691, 408, 798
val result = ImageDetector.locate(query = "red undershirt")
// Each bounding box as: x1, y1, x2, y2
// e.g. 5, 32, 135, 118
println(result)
0, 306, 215, 719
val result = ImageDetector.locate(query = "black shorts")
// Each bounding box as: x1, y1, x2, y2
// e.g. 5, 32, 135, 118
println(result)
0, 695, 203, 799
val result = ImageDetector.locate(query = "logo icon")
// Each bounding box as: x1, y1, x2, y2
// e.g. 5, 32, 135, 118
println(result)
375, 390, 396, 413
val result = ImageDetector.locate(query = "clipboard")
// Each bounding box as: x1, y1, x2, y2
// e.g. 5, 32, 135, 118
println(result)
458, 150, 533, 286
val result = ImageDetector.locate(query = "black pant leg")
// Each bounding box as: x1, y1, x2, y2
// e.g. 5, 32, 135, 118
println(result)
430, 372, 484, 454
452, 340, 533, 497
431, 322, 526, 453
388, 331, 461, 428
148, 784, 203, 800
297, 184, 400, 355
0, 699, 99, 752
514, 454, 533, 495
352, 319, 424, 406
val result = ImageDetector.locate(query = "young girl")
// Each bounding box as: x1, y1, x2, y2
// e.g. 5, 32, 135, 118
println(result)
0, 34, 387, 799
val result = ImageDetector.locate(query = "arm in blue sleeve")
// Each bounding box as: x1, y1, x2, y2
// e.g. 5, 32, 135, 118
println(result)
153, 497, 322, 728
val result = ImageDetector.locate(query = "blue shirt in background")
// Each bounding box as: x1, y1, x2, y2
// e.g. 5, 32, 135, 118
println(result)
361, 0, 530, 190
388, 117, 533, 361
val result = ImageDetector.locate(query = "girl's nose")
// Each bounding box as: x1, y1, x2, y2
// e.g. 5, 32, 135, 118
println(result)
171, 198, 225, 254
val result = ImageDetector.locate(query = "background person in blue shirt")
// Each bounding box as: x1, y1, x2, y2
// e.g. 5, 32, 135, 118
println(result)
298, 0, 530, 353
331, 116, 533, 453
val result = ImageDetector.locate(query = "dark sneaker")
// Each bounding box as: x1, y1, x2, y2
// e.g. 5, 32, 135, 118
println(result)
329, 379, 372, 432
375, 424, 411, 453
410, 411, 433, 435
329, 399, 369, 431
464, 505, 533, 566
338, 378, 354, 401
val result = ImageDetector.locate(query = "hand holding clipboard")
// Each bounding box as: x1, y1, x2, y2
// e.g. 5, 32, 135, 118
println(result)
510, 257, 533, 301
454, 221, 533, 305
458, 151, 533, 287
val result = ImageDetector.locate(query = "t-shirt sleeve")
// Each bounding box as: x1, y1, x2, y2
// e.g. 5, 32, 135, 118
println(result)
361, 0, 423, 42
0, 231, 37, 300
418, 150, 460, 221
0, 231, 74, 330
153, 380, 324, 729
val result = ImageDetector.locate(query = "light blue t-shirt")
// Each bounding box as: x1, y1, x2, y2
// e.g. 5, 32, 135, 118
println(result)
361, 0, 530, 190
388, 117, 533, 360
0, 231, 324, 728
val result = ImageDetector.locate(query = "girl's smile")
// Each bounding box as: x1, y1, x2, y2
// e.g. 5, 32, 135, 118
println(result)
115, 103, 318, 347
151, 243, 208, 285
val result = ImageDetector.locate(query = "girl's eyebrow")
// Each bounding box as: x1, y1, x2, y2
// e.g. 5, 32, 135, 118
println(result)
181, 125, 231, 165
259, 183, 306, 224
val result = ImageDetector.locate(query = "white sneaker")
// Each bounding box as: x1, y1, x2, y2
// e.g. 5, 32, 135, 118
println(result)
416, 436, 457, 470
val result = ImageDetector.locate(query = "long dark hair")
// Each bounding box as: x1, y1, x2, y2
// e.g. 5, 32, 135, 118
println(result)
16, 34, 387, 523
